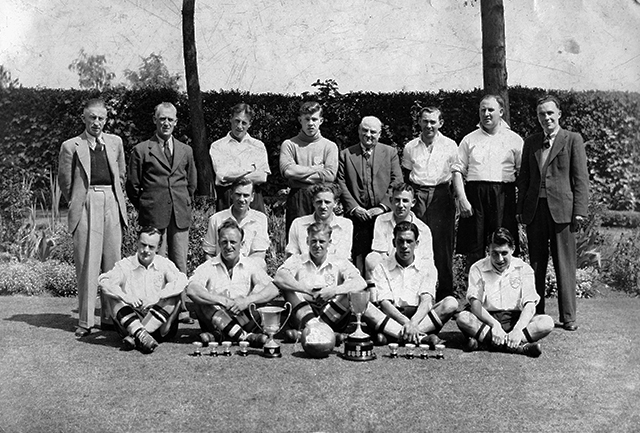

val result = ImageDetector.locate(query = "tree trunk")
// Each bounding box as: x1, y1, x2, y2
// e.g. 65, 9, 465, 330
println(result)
182, 0, 214, 199
481, 0, 510, 123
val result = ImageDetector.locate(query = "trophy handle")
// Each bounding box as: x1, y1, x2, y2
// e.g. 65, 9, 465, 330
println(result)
277, 302, 293, 334
248, 303, 264, 333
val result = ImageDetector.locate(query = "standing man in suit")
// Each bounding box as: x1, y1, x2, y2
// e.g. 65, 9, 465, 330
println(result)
127, 102, 197, 323
337, 116, 402, 269
58, 98, 128, 337
517, 95, 589, 331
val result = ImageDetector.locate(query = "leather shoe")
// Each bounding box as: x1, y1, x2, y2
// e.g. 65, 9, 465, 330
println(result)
75, 326, 91, 338
563, 323, 579, 331
284, 329, 302, 343
463, 337, 479, 352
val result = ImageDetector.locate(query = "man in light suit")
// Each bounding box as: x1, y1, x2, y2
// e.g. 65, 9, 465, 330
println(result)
337, 116, 402, 269
126, 102, 197, 323
517, 95, 589, 331
58, 99, 128, 337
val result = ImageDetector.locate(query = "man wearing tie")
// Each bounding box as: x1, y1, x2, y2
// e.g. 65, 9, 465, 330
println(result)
517, 95, 589, 331
127, 102, 197, 323
58, 99, 128, 337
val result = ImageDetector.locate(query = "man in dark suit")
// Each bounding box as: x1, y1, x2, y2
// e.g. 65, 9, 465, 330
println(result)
58, 98, 128, 337
337, 116, 402, 269
517, 95, 589, 331
127, 102, 197, 322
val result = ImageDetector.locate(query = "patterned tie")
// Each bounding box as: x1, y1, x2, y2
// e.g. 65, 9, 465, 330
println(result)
164, 140, 172, 164
543, 134, 551, 149
363, 149, 371, 160
95, 137, 104, 152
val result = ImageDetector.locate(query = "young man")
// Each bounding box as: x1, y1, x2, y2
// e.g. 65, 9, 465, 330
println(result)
209, 103, 271, 213
517, 95, 589, 331
58, 98, 128, 337
363, 221, 458, 345
202, 178, 270, 267
187, 220, 277, 346
402, 107, 464, 300
337, 116, 402, 268
274, 222, 366, 336
454, 95, 523, 270
99, 227, 187, 354
279, 101, 339, 236
286, 183, 353, 261
456, 228, 554, 357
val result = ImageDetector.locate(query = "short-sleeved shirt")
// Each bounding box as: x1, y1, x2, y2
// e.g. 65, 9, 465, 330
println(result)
278, 253, 362, 291
279, 132, 339, 188
466, 256, 539, 311
98, 255, 187, 306
371, 211, 434, 261
202, 208, 270, 256
286, 214, 353, 260
209, 132, 271, 186
373, 254, 437, 308
402, 132, 460, 186
189, 256, 272, 300
453, 122, 523, 183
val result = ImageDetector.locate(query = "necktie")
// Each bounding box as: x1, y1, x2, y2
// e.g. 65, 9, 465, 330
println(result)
164, 140, 172, 164
95, 137, 104, 152
363, 150, 371, 160
543, 134, 551, 149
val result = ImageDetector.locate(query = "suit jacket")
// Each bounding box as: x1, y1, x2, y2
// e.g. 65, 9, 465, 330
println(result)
126, 135, 197, 229
58, 131, 128, 234
517, 127, 589, 225
337, 142, 402, 213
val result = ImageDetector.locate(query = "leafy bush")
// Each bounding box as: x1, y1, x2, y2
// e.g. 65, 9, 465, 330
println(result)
603, 232, 640, 296
545, 264, 600, 299
0, 259, 76, 297
600, 210, 640, 228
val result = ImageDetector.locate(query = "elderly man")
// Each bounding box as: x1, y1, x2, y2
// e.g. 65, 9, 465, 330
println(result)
454, 95, 523, 271
337, 115, 402, 269
517, 95, 589, 331
99, 227, 187, 354
280, 101, 339, 236
187, 220, 277, 346
209, 103, 271, 213
286, 182, 353, 261
274, 222, 367, 338
126, 102, 197, 323
58, 98, 128, 337
363, 221, 458, 345
202, 178, 270, 267
456, 228, 554, 357
402, 107, 465, 300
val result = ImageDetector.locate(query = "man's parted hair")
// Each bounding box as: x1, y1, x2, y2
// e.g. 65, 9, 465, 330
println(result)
480, 94, 505, 109
299, 101, 323, 117
153, 102, 177, 118
392, 182, 415, 197
230, 102, 255, 121
84, 98, 106, 112
307, 221, 332, 238
218, 218, 245, 241
231, 177, 254, 193
417, 106, 443, 121
487, 227, 515, 249
138, 226, 163, 245
309, 182, 340, 200
393, 221, 419, 241
536, 94, 562, 111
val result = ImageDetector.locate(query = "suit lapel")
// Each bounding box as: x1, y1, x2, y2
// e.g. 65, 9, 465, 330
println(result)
149, 136, 171, 170
547, 128, 567, 164
533, 133, 544, 169
103, 135, 119, 179
171, 139, 185, 173
372, 144, 382, 177
77, 131, 91, 179
348, 145, 363, 176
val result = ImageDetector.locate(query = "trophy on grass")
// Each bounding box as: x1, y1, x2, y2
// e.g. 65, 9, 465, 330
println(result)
249, 302, 291, 358
343, 289, 376, 361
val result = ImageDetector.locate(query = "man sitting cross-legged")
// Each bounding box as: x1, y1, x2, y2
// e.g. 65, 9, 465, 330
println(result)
274, 222, 366, 340
187, 219, 276, 346
363, 221, 458, 345
99, 227, 187, 354
456, 227, 554, 357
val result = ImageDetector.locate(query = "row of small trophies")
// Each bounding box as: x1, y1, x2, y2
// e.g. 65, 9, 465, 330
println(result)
388, 342, 446, 359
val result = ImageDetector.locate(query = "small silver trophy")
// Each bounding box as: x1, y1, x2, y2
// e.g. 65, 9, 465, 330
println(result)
343, 290, 376, 361
249, 303, 292, 358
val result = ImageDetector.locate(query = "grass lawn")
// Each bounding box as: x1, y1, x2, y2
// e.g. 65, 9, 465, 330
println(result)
1, 290, 639, 433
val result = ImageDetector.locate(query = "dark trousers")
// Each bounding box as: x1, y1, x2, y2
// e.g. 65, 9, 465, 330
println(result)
412, 183, 455, 301
285, 187, 314, 239
215, 184, 265, 213
526, 199, 577, 324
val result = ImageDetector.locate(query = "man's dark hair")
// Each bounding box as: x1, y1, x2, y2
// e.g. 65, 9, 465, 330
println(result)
231, 177, 254, 193
218, 218, 245, 241
138, 226, 163, 245
392, 183, 415, 197
417, 106, 443, 121
230, 103, 255, 121
536, 94, 562, 111
480, 94, 505, 109
393, 221, 419, 241
487, 227, 515, 249
299, 101, 323, 117
309, 182, 339, 200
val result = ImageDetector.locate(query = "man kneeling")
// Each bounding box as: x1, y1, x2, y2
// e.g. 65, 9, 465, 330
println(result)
99, 227, 187, 354
456, 228, 554, 357
363, 221, 458, 345
187, 219, 277, 346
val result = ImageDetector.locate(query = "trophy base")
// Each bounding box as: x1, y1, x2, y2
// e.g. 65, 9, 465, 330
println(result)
263, 343, 282, 358
343, 335, 376, 362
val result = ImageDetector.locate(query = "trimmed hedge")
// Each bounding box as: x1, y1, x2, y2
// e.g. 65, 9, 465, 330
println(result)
600, 210, 640, 228
1, 86, 638, 210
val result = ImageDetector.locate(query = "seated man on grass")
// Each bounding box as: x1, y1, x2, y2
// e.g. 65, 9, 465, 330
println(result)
99, 227, 187, 354
274, 222, 366, 341
363, 221, 458, 346
202, 178, 269, 267
456, 227, 554, 357
286, 182, 353, 261
187, 219, 276, 346
364, 183, 435, 296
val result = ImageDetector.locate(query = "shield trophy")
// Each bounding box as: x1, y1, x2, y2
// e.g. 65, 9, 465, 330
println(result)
343, 290, 376, 361
249, 303, 291, 358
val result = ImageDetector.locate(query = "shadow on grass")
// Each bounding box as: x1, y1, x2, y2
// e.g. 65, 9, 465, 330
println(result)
4, 312, 76, 332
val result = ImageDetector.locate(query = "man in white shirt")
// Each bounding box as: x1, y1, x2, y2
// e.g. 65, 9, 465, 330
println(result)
187, 219, 277, 346
99, 227, 188, 354
456, 228, 554, 357
454, 95, 523, 270
202, 178, 270, 267
363, 221, 458, 345
209, 103, 271, 213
